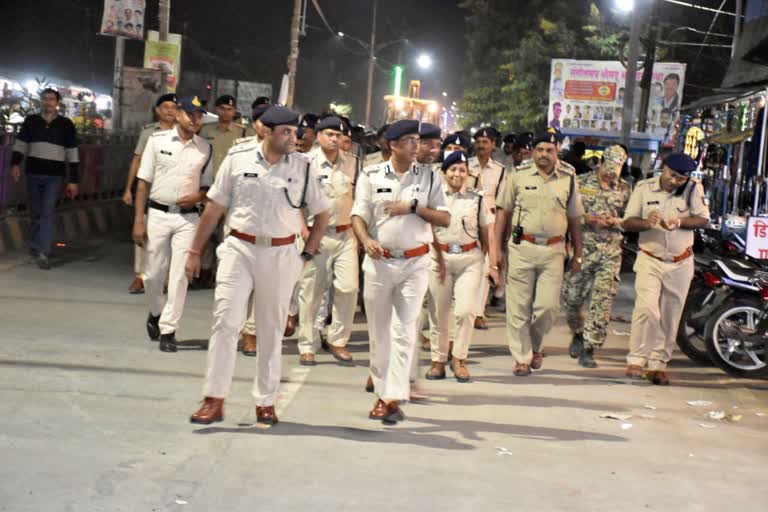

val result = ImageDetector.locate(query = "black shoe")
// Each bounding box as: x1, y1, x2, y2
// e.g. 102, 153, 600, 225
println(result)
489, 296, 499, 308
568, 332, 584, 359
36, 254, 51, 270
146, 314, 161, 341
578, 346, 598, 368
159, 333, 177, 352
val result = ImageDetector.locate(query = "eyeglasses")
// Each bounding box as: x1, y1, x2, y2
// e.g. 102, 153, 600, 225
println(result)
398, 137, 420, 146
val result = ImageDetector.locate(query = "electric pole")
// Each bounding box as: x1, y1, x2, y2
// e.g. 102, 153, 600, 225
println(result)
158, 0, 171, 93
111, 37, 125, 131
620, 2, 647, 150
638, 0, 658, 133
286, 0, 302, 107
364, 0, 379, 127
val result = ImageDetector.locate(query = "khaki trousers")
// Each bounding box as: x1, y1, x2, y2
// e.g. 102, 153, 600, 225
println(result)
297, 231, 358, 354
505, 242, 565, 364
429, 249, 485, 362
203, 237, 303, 405
627, 251, 694, 370
144, 209, 197, 335
363, 254, 430, 401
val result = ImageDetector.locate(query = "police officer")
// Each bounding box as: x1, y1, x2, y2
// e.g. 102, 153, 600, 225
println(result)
511, 132, 534, 167
351, 119, 450, 425
562, 145, 631, 368
122, 93, 177, 294
426, 151, 494, 382
417, 123, 442, 167
493, 132, 584, 376
469, 126, 506, 330
132, 96, 213, 352
441, 132, 472, 159
621, 153, 709, 385
297, 116, 360, 365
197, 95, 256, 288
364, 124, 391, 167
187, 105, 330, 425
296, 113, 319, 153
499, 133, 518, 170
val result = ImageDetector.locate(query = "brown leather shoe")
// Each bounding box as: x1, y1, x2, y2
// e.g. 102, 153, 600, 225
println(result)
513, 363, 531, 376
425, 361, 446, 380
284, 314, 298, 337
128, 276, 144, 294
625, 365, 646, 379
365, 375, 374, 393
190, 397, 224, 424
648, 370, 670, 386
452, 358, 471, 383
256, 405, 278, 425
299, 353, 316, 366
382, 401, 404, 425
328, 344, 353, 362
474, 317, 488, 330
369, 399, 387, 419
241, 334, 257, 356
531, 351, 544, 370
420, 333, 430, 351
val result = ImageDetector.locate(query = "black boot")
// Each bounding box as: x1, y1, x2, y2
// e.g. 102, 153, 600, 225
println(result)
146, 313, 161, 341
159, 333, 177, 353
568, 332, 584, 359
578, 346, 598, 368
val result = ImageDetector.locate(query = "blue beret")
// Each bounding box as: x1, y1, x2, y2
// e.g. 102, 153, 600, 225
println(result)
316, 116, 346, 133
419, 123, 441, 140
441, 151, 469, 171
442, 132, 471, 149
251, 96, 271, 110
503, 133, 517, 144
215, 94, 236, 107
514, 132, 534, 149
252, 103, 270, 121
155, 93, 178, 107
533, 131, 558, 147
300, 113, 319, 130
177, 96, 206, 114
260, 105, 300, 128
663, 153, 697, 175
474, 126, 499, 140
384, 119, 420, 140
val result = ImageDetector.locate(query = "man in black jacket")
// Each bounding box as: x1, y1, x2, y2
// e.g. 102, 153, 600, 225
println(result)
10, 88, 79, 269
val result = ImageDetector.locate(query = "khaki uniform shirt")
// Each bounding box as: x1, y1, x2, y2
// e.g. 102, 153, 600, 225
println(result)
137, 127, 213, 205
352, 160, 449, 250
207, 141, 328, 238
134, 122, 165, 156
496, 160, 584, 242
198, 122, 255, 177
623, 176, 709, 260
434, 188, 492, 246
468, 156, 506, 211
307, 147, 360, 227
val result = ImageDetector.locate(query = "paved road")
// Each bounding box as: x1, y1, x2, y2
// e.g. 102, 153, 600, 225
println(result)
1, 237, 767, 511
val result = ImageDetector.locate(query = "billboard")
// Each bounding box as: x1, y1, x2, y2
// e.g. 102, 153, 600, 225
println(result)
144, 31, 182, 93
100, 0, 146, 40
548, 59, 686, 146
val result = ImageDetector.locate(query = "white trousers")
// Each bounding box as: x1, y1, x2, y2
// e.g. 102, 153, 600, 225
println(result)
203, 237, 303, 405
429, 249, 485, 362
298, 232, 358, 354
363, 254, 430, 401
144, 209, 197, 335
133, 213, 148, 275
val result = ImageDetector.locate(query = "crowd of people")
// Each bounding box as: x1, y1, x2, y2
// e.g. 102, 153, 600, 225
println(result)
9, 89, 709, 427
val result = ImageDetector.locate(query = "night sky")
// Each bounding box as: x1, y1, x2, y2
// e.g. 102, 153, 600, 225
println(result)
0, 0, 465, 125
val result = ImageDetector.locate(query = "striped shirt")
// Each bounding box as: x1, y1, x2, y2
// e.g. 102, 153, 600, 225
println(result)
11, 114, 80, 183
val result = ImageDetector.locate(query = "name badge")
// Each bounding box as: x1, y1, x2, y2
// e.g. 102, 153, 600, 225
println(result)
160, 150, 173, 156
376, 188, 392, 193
319, 174, 329, 180
647, 201, 660, 205
244, 172, 259, 178
524, 186, 538, 190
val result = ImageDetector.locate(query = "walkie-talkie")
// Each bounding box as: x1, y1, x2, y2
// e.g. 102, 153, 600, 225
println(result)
512, 205, 523, 245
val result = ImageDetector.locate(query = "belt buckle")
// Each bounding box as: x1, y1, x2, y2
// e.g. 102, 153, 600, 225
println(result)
448, 243, 462, 254
167, 204, 181, 214
389, 249, 405, 259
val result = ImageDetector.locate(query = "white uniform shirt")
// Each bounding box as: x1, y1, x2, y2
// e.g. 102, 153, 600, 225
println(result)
434, 188, 492, 246
308, 147, 359, 227
468, 156, 506, 214
207, 141, 329, 238
137, 127, 213, 205
351, 160, 449, 250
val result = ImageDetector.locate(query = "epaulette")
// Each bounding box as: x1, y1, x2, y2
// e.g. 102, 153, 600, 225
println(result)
228, 142, 257, 156
556, 161, 575, 175
636, 177, 657, 189
516, 160, 535, 171
291, 151, 311, 164
150, 129, 173, 138
363, 162, 386, 175
142, 122, 158, 130
234, 135, 257, 145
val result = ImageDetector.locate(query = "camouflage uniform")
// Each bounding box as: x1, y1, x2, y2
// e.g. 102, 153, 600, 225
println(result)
561, 170, 631, 349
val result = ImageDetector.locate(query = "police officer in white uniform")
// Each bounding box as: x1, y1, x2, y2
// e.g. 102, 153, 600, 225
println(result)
186, 106, 329, 425
133, 96, 213, 352
297, 116, 361, 365
351, 119, 450, 425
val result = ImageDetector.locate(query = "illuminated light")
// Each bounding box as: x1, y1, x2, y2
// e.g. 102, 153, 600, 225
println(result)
394, 98, 405, 110
393, 65, 403, 97
417, 54, 432, 70
56, 243, 66, 247
337, 32, 344, 37
615, 0, 634, 12
702, 272, 721, 288
427, 103, 438, 114
24, 79, 38, 92
442, 91, 448, 97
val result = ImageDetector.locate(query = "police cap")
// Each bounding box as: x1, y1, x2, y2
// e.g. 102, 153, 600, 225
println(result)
419, 123, 442, 141
260, 105, 300, 128
663, 153, 697, 175
215, 94, 236, 107
155, 93, 178, 107
533, 131, 558, 147
441, 150, 469, 171
177, 96, 206, 114
513, 132, 534, 149
441, 132, 471, 150
316, 116, 347, 133
384, 119, 420, 141
503, 133, 518, 145
251, 96, 271, 110
474, 126, 499, 141
300, 113, 319, 130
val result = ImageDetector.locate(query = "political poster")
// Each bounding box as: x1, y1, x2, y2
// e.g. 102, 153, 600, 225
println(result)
144, 31, 182, 93
100, 0, 146, 40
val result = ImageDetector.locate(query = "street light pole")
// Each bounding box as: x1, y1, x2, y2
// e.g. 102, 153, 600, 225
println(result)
364, 0, 379, 127
286, 0, 302, 107
621, 1, 646, 151
111, 37, 125, 131
158, 0, 171, 93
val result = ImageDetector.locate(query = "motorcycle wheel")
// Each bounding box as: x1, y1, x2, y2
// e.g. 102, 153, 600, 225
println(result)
676, 285, 714, 366
704, 297, 768, 379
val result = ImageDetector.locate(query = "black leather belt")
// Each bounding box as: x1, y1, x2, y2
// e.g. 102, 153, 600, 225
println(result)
148, 200, 199, 215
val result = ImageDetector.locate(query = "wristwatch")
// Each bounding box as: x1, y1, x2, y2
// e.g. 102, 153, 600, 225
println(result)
300, 251, 314, 262
410, 198, 419, 213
